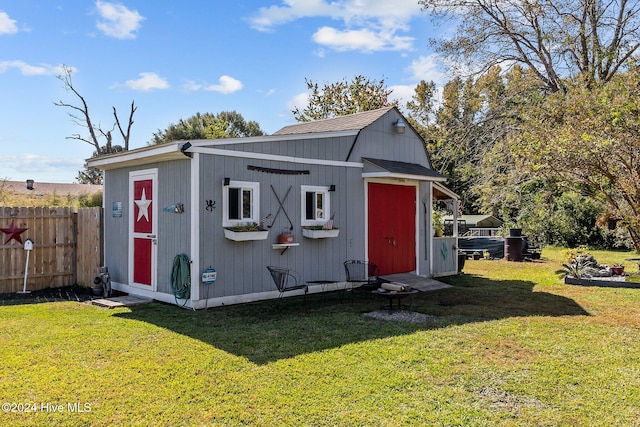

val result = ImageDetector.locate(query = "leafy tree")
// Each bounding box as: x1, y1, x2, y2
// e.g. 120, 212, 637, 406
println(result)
293, 75, 396, 122
150, 111, 264, 144
420, 0, 640, 93
77, 145, 125, 185
518, 69, 640, 251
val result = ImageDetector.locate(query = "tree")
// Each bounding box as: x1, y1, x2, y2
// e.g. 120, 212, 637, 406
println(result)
54, 65, 136, 185
55, 65, 136, 155
76, 145, 125, 185
150, 111, 264, 145
292, 75, 396, 122
518, 69, 640, 251
420, 0, 640, 93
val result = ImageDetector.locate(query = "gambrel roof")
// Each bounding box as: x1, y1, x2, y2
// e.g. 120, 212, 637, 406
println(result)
273, 107, 393, 135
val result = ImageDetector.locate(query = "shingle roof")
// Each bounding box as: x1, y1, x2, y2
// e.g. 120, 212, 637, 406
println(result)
273, 106, 394, 135
2, 180, 102, 197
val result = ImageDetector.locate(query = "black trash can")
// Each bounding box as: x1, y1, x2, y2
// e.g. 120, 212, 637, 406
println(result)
458, 252, 466, 272
505, 237, 523, 261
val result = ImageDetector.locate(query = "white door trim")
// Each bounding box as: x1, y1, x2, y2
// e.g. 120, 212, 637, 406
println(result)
128, 168, 158, 291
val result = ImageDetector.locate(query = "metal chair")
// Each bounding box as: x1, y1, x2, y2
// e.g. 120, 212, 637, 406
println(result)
343, 260, 382, 290
267, 266, 308, 300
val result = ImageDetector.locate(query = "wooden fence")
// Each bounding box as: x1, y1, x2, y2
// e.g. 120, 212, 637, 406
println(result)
0, 207, 103, 293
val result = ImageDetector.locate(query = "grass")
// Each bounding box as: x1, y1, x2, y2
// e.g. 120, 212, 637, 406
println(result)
1, 247, 640, 426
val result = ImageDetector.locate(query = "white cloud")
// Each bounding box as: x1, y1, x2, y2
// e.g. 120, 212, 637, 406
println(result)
287, 92, 310, 112
0, 11, 18, 35
0, 60, 65, 76
313, 26, 413, 52
95, 1, 145, 40
249, 0, 337, 31
0, 154, 84, 182
249, 0, 421, 52
123, 72, 169, 91
181, 80, 202, 92
407, 54, 448, 84
388, 84, 415, 107
204, 75, 243, 94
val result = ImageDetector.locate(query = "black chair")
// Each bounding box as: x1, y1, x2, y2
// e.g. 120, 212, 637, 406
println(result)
267, 266, 308, 300
344, 260, 382, 290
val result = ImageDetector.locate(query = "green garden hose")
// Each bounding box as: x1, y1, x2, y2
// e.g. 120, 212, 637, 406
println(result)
170, 253, 191, 306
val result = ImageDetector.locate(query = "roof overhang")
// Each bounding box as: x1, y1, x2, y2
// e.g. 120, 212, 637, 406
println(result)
361, 157, 448, 182
433, 182, 458, 200
86, 130, 362, 171
85, 142, 189, 170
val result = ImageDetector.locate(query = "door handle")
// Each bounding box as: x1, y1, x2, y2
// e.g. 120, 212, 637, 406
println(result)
147, 234, 156, 238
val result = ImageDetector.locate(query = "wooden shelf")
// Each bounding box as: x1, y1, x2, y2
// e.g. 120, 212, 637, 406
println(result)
272, 243, 299, 254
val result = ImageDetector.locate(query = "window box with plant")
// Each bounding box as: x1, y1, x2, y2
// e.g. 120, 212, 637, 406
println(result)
223, 223, 270, 241
302, 224, 340, 239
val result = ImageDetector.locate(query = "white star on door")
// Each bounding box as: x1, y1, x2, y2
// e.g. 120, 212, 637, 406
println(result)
135, 188, 152, 222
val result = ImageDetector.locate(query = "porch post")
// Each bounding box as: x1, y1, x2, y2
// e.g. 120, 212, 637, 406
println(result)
453, 199, 459, 237
427, 181, 434, 276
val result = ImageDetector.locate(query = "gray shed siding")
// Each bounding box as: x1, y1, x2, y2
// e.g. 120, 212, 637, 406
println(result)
348, 114, 431, 165
196, 154, 364, 298
209, 134, 355, 162
103, 160, 191, 296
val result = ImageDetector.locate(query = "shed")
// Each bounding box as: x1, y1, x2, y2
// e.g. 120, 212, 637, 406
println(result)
453, 215, 503, 228
87, 107, 460, 308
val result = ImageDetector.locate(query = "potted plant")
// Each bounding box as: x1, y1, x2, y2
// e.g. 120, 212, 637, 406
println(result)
432, 209, 445, 237
562, 258, 597, 279
611, 264, 625, 276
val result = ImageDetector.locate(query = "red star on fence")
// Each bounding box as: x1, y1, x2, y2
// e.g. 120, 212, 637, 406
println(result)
0, 219, 28, 244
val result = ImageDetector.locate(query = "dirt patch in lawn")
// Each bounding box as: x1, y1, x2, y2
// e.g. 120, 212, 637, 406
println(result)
364, 310, 436, 323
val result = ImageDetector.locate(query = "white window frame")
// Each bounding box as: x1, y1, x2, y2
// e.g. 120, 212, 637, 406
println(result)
301, 185, 331, 226
223, 180, 260, 227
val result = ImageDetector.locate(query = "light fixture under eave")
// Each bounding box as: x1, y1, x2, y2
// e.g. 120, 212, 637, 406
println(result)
394, 118, 406, 134
180, 141, 192, 157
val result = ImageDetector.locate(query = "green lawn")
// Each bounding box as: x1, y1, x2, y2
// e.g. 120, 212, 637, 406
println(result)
1, 247, 640, 426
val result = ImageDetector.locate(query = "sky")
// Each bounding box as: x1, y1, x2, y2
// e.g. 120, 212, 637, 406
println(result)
0, 1, 452, 183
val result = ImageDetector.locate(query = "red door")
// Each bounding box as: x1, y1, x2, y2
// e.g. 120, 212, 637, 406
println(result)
368, 183, 416, 275
130, 170, 157, 289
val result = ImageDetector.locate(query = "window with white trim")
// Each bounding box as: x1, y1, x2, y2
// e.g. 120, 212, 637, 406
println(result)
223, 181, 260, 226
301, 185, 330, 226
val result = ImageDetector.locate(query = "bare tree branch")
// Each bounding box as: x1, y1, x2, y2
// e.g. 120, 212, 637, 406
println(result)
54, 64, 136, 156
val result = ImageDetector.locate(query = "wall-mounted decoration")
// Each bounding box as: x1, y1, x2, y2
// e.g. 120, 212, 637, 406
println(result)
206, 200, 216, 211
248, 165, 310, 175
0, 219, 28, 244
268, 185, 294, 230
163, 204, 184, 214
112, 202, 123, 218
